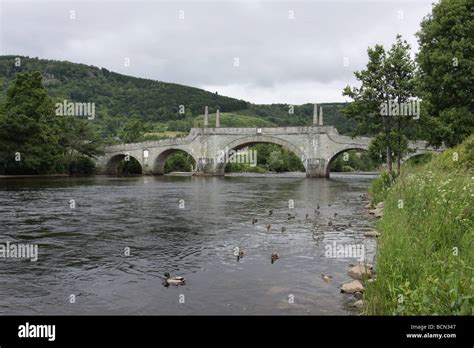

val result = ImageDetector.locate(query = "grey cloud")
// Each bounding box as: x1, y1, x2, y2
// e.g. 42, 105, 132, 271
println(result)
0, 0, 433, 103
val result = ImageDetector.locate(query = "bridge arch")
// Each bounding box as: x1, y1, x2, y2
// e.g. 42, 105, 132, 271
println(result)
216, 135, 305, 175
153, 148, 198, 175
326, 147, 370, 177
104, 153, 143, 175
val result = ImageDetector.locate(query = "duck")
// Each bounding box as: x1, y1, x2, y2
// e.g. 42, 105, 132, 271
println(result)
266, 224, 272, 232
237, 250, 244, 261
317, 205, 320, 210
269, 210, 273, 216
334, 212, 338, 217
305, 213, 309, 220
252, 218, 258, 225
281, 227, 286, 233
164, 272, 185, 286
328, 221, 333, 226
322, 274, 333, 283
271, 253, 279, 264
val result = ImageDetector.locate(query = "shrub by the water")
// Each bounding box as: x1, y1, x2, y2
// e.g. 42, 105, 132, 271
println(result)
68, 156, 96, 175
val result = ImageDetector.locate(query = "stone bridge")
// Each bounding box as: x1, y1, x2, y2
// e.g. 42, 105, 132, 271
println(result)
95, 125, 438, 178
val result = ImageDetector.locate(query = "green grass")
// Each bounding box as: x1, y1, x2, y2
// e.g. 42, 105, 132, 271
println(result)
364, 136, 474, 315
193, 112, 276, 128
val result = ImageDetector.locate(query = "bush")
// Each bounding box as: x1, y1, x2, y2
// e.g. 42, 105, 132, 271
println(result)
68, 156, 96, 175
368, 170, 397, 203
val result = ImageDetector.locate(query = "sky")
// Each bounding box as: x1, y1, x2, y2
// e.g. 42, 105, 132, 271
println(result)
0, 0, 434, 104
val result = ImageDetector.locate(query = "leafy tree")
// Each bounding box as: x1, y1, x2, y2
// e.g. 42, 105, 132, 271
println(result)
416, 0, 474, 147
267, 150, 286, 172
0, 72, 63, 174
343, 35, 417, 174
118, 118, 146, 143
58, 117, 104, 164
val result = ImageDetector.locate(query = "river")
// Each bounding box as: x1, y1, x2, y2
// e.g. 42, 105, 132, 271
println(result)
0, 173, 377, 315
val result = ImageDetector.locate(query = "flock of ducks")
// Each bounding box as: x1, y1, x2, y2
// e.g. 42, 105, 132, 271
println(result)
165, 202, 350, 286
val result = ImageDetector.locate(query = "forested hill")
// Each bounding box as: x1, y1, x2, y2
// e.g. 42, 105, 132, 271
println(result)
0, 55, 357, 142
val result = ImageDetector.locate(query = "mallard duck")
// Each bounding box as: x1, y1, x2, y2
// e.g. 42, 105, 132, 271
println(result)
334, 212, 338, 217
281, 227, 286, 233
164, 272, 185, 286
269, 210, 273, 216
322, 274, 333, 283
305, 213, 309, 220
316, 205, 320, 210
252, 218, 258, 225
328, 221, 333, 226
266, 224, 271, 232
271, 253, 279, 264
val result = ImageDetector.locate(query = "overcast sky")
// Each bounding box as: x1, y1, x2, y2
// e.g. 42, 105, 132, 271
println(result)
0, 0, 434, 104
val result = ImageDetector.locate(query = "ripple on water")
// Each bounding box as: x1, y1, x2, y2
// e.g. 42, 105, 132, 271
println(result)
0, 174, 376, 315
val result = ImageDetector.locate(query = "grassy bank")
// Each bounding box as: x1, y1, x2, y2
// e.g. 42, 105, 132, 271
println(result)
364, 135, 473, 315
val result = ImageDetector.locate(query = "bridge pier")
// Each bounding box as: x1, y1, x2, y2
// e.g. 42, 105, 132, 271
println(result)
305, 158, 329, 178
193, 158, 223, 176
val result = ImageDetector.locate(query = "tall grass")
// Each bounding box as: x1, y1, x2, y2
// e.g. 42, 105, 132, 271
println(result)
364, 136, 474, 315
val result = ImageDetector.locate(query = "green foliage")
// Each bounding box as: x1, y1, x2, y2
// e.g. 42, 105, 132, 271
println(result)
0, 71, 63, 174
364, 136, 474, 315
342, 35, 418, 173
193, 112, 275, 128
221, 143, 305, 173
118, 118, 147, 143
164, 152, 195, 173
117, 157, 142, 175
416, 0, 474, 147
368, 170, 397, 204
330, 150, 377, 172
67, 155, 96, 175
225, 162, 266, 173
0, 71, 102, 175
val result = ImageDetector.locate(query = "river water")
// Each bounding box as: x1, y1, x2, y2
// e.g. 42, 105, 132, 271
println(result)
0, 173, 377, 315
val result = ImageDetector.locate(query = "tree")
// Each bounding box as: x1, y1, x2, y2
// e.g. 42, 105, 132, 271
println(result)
342, 35, 417, 174
416, 0, 474, 147
0, 72, 63, 174
118, 118, 146, 143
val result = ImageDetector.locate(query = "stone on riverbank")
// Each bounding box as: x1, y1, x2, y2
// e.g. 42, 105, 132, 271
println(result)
364, 230, 381, 238
348, 264, 373, 280
369, 207, 384, 218
341, 280, 364, 293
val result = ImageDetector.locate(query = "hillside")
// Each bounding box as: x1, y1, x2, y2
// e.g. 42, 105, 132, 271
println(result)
0, 55, 357, 143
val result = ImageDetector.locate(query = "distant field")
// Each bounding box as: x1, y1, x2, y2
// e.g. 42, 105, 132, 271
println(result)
142, 131, 187, 140
193, 113, 276, 128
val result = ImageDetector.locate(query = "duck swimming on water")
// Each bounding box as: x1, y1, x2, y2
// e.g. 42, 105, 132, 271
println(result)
271, 253, 279, 264
164, 272, 185, 286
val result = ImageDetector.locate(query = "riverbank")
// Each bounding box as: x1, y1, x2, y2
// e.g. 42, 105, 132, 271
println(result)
363, 135, 473, 315
0, 174, 69, 179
